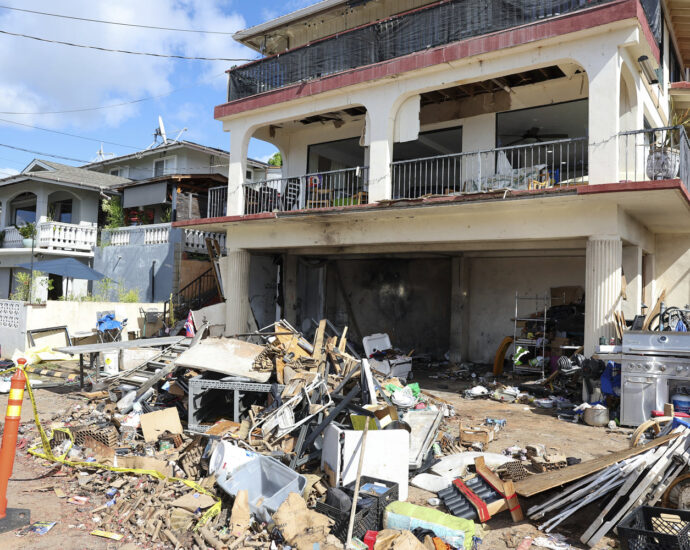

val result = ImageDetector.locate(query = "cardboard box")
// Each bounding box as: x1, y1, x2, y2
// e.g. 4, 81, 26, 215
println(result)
459, 424, 494, 445
551, 286, 584, 305
350, 404, 399, 430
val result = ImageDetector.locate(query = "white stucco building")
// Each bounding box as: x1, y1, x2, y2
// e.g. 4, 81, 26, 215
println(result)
178, 0, 690, 361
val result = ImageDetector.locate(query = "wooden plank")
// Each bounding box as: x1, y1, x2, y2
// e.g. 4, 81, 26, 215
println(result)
338, 326, 348, 353
312, 319, 327, 362
642, 288, 666, 331
514, 432, 679, 497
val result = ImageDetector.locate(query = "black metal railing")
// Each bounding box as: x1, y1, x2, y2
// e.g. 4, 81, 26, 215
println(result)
618, 126, 689, 188
391, 137, 588, 199
165, 267, 220, 322
207, 185, 228, 218
228, 0, 623, 101
242, 167, 369, 215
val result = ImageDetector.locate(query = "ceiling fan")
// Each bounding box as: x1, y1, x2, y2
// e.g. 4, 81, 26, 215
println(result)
503, 126, 568, 146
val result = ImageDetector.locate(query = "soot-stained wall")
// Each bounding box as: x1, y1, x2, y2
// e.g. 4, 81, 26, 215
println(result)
325, 258, 451, 358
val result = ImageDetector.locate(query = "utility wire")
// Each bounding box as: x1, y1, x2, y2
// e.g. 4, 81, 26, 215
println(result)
0, 118, 142, 149
0, 142, 88, 163
0, 4, 237, 35
0, 29, 253, 61
0, 72, 225, 115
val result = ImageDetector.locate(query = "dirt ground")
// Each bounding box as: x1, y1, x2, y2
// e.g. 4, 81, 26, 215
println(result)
0, 374, 629, 549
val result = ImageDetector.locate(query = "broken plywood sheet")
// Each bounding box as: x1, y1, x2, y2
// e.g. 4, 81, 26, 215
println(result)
174, 337, 270, 382
514, 432, 679, 497
140, 407, 183, 443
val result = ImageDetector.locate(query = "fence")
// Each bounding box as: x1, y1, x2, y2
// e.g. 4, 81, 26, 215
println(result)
618, 126, 689, 189
391, 137, 588, 199
227, 0, 626, 101
242, 167, 369, 215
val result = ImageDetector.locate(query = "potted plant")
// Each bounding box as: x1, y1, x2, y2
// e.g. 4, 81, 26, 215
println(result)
17, 222, 36, 248
646, 106, 690, 180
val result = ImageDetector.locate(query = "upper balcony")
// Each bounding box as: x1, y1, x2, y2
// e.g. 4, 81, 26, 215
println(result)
226, 0, 659, 103
101, 222, 226, 254
2, 222, 97, 254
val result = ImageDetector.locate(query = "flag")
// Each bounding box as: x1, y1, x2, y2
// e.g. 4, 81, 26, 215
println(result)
184, 310, 195, 337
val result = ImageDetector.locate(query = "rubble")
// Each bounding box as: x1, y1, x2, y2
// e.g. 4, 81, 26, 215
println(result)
6, 314, 690, 550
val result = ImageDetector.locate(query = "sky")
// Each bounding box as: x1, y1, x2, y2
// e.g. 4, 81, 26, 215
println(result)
0, 0, 315, 177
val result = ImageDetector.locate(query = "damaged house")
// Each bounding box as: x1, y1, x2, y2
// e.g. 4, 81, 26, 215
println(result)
176, 0, 690, 364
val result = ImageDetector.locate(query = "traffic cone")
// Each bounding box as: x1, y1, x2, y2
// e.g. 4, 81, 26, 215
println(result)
0, 360, 30, 533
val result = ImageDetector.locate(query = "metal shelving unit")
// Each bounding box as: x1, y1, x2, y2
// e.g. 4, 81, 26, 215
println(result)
512, 292, 550, 377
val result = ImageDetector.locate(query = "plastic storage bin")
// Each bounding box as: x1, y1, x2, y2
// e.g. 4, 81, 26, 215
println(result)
618, 506, 690, 550
218, 455, 306, 521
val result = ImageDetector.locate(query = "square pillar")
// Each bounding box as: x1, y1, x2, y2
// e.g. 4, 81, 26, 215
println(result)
283, 254, 299, 326
585, 52, 620, 184
585, 236, 623, 354
449, 256, 470, 362
621, 245, 642, 319
225, 123, 252, 216
223, 249, 251, 335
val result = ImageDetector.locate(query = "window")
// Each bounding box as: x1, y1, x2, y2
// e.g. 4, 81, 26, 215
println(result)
50, 199, 72, 223
110, 168, 121, 177
11, 192, 37, 225
153, 156, 176, 177
245, 170, 252, 180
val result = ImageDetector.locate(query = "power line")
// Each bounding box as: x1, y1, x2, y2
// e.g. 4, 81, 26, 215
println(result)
0, 4, 237, 35
0, 118, 142, 149
0, 72, 225, 115
0, 142, 88, 163
0, 29, 253, 62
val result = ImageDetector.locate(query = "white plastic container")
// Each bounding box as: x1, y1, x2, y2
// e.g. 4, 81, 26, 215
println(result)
101, 351, 119, 375
209, 441, 257, 479
362, 333, 412, 381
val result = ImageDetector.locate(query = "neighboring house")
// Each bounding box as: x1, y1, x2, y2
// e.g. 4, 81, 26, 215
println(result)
176, 0, 690, 360
87, 140, 269, 304
0, 160, 124, 301
0, 139, 268, 307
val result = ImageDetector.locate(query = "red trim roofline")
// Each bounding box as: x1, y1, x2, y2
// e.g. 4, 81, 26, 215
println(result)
215, 0, 655, 119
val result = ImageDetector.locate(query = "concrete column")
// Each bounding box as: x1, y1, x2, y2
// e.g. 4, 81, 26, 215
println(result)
35, 187, 49, 222
585, 236, 623, 354
643, 252, 656, 310
449, 256, 470, 363
0, 200, 6, 228
364, 90, 400, 202
621, 245, 643, 319
585, 51, 620, 184
225, 123, 252, 216
223, 249, 251, 335
283, 254, 298, 326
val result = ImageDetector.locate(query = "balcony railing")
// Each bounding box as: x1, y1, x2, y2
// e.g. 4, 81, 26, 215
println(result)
618, 126, 690, 189
102, 223, 226, 253
391, 137, 588, 199
242, 167, 369, 215
2, 222, 97, 252
228, 0, 619, 101
208, 185, 228, 218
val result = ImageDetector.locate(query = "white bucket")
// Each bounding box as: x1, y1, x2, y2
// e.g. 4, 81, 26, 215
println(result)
102, 351, 119, 375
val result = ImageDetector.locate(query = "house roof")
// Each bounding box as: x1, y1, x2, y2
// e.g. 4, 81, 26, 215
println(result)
0, 159, 129, 191
233, 0, 347, 45
82, 140, 268, 169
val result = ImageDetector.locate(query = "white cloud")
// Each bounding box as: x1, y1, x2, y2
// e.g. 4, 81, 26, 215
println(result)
0, 167, 19, 177
0, 1, 251, 128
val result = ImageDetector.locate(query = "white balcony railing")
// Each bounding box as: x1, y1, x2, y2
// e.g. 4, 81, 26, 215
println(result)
2, 222, 97, 252
102, 223, 225, 253
183, 229, 226, 253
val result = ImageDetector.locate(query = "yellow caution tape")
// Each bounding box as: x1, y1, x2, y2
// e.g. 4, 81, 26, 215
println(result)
0, 365, 221, 529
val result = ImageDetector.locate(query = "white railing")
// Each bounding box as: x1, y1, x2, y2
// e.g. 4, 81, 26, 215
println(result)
37, 221, 97, 251
2, 222, 97, 251
184, 229, 226, 253
144, 224, 171, 245
3, 227, 22, 248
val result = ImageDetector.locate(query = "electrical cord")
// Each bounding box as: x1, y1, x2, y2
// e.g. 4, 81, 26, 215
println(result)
0, 4, 237, 35
0, 29, 254, 62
